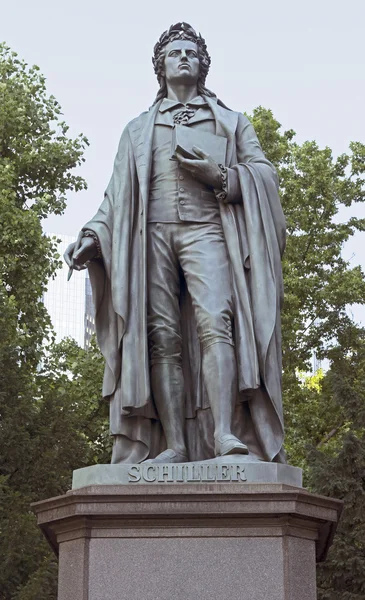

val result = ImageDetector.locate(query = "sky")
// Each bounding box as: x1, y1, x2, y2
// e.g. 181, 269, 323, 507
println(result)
3, 0, 365, 320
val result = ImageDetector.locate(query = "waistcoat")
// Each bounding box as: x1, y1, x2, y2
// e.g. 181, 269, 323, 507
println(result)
148, 97, 222, 224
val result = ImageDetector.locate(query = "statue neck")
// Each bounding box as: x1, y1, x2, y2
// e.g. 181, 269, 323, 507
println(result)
166, 83, 199, 105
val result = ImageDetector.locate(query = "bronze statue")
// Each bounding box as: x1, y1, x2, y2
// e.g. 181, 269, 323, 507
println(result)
64, 23, 286, 465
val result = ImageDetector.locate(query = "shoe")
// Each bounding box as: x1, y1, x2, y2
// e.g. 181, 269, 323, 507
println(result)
143, 449, 188, 464
215, 434, 249, 457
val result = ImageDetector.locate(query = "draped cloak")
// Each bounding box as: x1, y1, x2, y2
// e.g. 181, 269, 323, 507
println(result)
83, 96, 286, 464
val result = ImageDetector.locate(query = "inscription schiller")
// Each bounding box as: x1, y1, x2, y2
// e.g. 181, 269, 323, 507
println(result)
127, 463, 247, 483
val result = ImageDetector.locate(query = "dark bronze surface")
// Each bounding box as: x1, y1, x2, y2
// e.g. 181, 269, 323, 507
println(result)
64, 23, 286, 466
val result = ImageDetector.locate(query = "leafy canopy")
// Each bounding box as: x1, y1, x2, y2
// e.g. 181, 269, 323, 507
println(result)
1, 44, 365, 598
252, 107, 365, 599
0, 43, 88, 600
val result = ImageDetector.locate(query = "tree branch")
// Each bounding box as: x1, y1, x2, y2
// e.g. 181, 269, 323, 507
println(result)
316, 427, 340, 448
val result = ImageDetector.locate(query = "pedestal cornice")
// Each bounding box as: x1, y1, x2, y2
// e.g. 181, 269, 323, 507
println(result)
32, 483, 342, 563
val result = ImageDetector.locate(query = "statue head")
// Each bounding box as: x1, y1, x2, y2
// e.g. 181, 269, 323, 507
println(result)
152, 22, 215, 104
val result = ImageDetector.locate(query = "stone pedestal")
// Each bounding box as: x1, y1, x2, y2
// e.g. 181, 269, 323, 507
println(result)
33, 465, 342, 600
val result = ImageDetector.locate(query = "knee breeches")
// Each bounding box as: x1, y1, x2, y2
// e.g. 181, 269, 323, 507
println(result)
147, 222, 234, 366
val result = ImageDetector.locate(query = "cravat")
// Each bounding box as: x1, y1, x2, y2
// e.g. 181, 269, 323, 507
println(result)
173, 107, 196, 125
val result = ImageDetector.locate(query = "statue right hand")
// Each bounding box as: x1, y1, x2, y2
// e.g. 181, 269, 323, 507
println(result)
64, 236, 97, 270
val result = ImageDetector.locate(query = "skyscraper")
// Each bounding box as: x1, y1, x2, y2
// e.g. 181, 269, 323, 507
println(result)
84, 274, 96, 349
43, 234, 95, 348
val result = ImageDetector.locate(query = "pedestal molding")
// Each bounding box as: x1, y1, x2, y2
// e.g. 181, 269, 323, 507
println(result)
33, 483, 342, 563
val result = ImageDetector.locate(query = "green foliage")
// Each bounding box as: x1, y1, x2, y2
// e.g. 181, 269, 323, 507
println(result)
252, 107, 365, 598
311, 431, 365, 600
0, 337, 105, 600
0, 44, 89, 600
0, 43, 88, 370
40, 338, 109, 466
307, 329, 365, 599
251, 107, 365, 372
0, 45, 364, 597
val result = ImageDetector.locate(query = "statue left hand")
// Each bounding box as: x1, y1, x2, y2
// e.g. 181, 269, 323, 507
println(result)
176, 146, 222, 189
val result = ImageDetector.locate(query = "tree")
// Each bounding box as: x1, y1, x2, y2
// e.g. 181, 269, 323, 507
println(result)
251, 107, 365, 598
1, 40, 365, 597
40, 108, 365, 598
307, 328, 365, 600
0, 338, 105, 600
0, 43, 89, 600
251, 107, 365, 373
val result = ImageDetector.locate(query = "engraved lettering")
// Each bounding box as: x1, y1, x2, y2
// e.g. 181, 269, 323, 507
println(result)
201, 464, 216, 481
193, 464, 201, 481
230, 464, 239, 481
127, 462, 247, 483
186, 464, 195, 481
157, 464, 174, 482
238, 465, 247, 481
217, 464, 230, 481
128, 465, 141, 482
186, 463, 202, 481
175, 464, 184, 482
142, 465, 157, 482
229, 464, 247, 481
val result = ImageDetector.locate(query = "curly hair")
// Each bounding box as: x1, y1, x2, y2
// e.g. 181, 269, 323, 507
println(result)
152, 22, 216, 104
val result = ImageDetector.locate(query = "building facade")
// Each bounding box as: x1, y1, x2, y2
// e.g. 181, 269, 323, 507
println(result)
43, 234, 95, 348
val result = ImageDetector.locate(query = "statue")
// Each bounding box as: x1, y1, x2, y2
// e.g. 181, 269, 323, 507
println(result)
64, 23, 286, 465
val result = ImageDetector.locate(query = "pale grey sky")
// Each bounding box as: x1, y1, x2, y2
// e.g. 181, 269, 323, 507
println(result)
3, 0, 365, 320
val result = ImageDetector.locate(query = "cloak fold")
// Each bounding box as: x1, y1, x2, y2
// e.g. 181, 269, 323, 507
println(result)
84, 98, 286, 463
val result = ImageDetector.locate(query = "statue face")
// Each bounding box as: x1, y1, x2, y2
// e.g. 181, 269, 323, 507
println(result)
163, 40, 200, 86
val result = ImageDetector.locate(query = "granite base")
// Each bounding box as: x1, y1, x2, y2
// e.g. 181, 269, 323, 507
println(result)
33, 480, 342, 600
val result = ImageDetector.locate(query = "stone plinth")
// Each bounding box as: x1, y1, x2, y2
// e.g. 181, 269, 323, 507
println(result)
72, 458, 303, 488
33, 477, 342, 600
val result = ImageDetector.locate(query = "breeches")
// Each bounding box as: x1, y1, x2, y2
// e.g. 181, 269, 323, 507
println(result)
147, 221, 234, 366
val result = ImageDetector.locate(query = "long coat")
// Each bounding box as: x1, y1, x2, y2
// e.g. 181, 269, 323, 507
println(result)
84, 96, 286, 463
